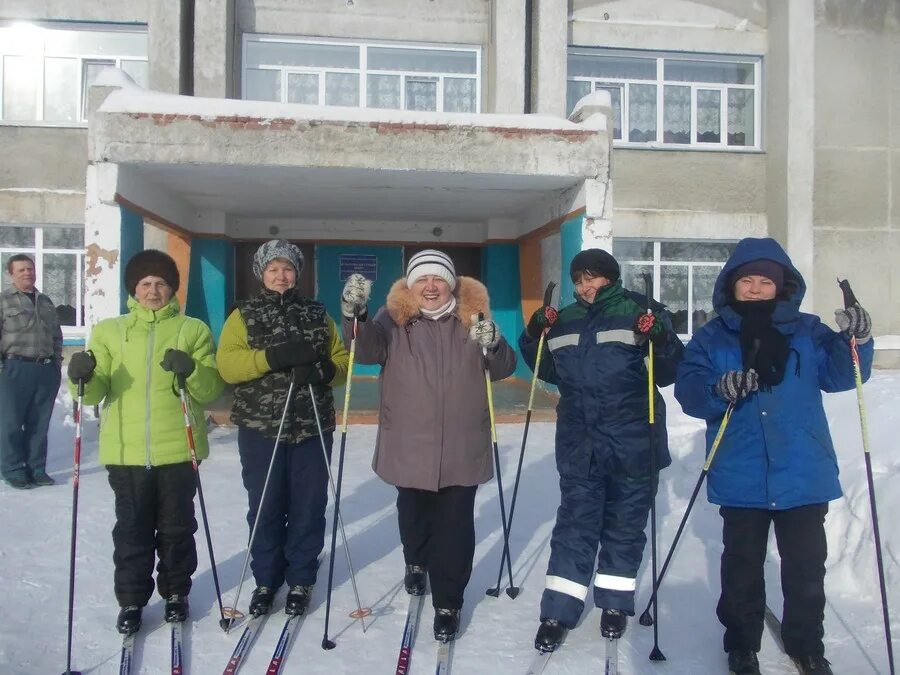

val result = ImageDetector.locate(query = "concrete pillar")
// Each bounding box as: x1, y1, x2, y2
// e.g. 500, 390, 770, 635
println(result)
531, 0, 567, 118
490, 0, 526, 114
148, 0, 185, 94
84, 165, 129, 327
194, 0, 235, 99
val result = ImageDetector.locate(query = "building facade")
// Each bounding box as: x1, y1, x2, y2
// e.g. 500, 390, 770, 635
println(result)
1, 1, 897, 365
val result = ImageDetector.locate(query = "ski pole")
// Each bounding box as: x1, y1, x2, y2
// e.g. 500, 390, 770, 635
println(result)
308, 381, 371, 637
639, 340, 760, 627
486, 282, 556, 599
176, 375, 228, 631
61, 378, 85, 675
224, 379, 296, 633
478, 312, 516, 596
641, 273, 665, 663
322, 317, 363, 649
838, 278, 894, 675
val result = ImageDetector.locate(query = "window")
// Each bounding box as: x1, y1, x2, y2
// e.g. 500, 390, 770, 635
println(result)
568, 49, 760, 149
1, 225, 86, 335
613, 239, 738, 337
0, 22, 148, 124
243, 36, 481, 113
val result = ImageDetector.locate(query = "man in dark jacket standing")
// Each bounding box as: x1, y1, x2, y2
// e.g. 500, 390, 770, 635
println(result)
520, 248, 684, 653
0, 254, 62, 489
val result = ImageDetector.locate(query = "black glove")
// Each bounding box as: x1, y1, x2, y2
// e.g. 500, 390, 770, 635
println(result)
716, 369, 759, 404
835, 305, 872, 344
67, 351, 96, 383
526, 305, 558, 339
633, 313, 666, 346
265, 339, 319, 372
292, 360, 336, 386
160, 348, 195, 378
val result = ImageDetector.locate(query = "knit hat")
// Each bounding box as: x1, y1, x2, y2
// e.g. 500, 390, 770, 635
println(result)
730, 259, 785, 293
253, 239, 304, 280
569, 248, 620, 283
405, 249, 457, 291
125, 249, 180, 297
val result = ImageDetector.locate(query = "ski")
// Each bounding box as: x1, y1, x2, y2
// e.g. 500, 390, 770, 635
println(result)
118, 633, 135, 675
604, 637, 618, 675
763, 606, 804, 675
265, 615, 305, 675
170, 622, 184, 675
222, 615, 266, 675
525, 650, 552, 674
395, 593, 425, 674
435, 640, 452, 674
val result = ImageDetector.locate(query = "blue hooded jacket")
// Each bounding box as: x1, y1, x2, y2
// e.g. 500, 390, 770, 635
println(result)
674, 237, 873, 509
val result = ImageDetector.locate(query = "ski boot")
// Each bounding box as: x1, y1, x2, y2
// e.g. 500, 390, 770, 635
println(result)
727, 649, 761, 675
404, 564, 427, 596
791, 655, 833, 675
433, 608, 461, 642
285, 585, 312, 616
600, 609, 627, 639
164, 594, 189, 623
534, 618, 567, 653
249, 586, 275, 617
116, 606, 143, 635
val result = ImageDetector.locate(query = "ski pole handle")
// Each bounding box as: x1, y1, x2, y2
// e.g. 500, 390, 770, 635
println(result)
641, 272, 653, 315
838, 278, 859, 310
542, 281, 557, 310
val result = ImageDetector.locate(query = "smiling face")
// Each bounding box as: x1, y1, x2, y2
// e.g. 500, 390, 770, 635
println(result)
733, 274, 777, 301
134, 276, 173, 311
262, 258, 297, 294
8, 259, 36, 293
411, 275, 453, 312
573, 271, 610, 303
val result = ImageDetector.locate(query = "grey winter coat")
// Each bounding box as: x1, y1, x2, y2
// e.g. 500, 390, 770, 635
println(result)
344, 276, 516, 491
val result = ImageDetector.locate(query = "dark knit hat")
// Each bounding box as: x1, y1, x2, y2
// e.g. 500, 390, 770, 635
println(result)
569, 248, 620, 283
730, 259, 784, 293
125, 249, 180, 296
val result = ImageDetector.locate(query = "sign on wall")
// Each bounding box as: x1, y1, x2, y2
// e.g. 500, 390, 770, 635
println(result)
339, 254, 378, 281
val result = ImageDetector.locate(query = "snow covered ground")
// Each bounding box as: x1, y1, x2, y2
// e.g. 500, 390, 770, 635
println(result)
2, 371, 899, 674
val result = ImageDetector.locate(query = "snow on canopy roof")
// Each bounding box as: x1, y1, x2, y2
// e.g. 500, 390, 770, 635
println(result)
96, 69, 587, 132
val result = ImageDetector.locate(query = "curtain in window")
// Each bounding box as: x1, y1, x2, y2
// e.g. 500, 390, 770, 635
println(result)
287, 73, 318, 104
727, 89, 754, 146
628, 84, 656, 142
406, 77, 437, 111
367, 74, 400, 109
443, 77, 475, 113
696, 90, 721, 143
324, 72, 359, 106
663, 85, 690, 144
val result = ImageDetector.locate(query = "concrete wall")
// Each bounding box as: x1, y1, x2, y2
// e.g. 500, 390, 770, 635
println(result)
812, 0, 900, 338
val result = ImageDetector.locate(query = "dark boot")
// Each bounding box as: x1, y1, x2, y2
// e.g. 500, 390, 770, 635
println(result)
534, 618, 567, 653
404, 564, 427, 596
116, 606, 143, 635
285, 585, 312, 616
249, 586, 275, 617
30, 471, 55, 487
600, 609, 627, 639
433, 608, 461, 643
164, 594, 189, 623
727, 649, 761, 675
5, 477, 32, 490
792, 655, 833, 675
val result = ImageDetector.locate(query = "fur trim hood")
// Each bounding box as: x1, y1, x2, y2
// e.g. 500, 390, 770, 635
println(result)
386, 276, 490, 328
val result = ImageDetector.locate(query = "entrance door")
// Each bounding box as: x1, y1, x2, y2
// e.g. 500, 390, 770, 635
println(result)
403, 245, 482, 281
234, 241, 316, 302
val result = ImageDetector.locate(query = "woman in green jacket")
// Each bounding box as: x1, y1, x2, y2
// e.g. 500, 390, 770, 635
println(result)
67, 250, 223, 635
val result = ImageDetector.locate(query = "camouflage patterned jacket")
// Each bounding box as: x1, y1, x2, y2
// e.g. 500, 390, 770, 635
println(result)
217, 287, 349, 443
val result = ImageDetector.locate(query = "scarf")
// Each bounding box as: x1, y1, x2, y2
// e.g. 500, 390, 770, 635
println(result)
421, 296, 457, 321
731, 299, 790, 390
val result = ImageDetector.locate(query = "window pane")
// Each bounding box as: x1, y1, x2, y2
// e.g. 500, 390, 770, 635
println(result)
43, 226, 84, 249
660, 241, 736, 262
368, 47, 476, 74
43, 253, 80, 326
287, 72, 319, 104
0, 226, 36, 247
45, 29, 148, 58
613, 239, 654, 261
620, 263, 653, 296
245, 40, 359, 69
82, 59, 116, 118
245, 68, 280, 101
697, 89, 721, 143
566, 80, 590, 116
663, 85, 690, 144
596, 85, 622, 139
568, 54, 656, 80
1, 253, 15, 291
664, 59, 754, 85
692, 265, 721, 330
406, 77, 437, 111
728, 89, 754, 146
3, 55, 39, 121
443, 77, 476, 113
324, 72, 359, 106
121, 59, 149, 88
367, 73, 400, 109
43, 57, 79, 122
628, 83, 656, 142
660, 265, 688, 333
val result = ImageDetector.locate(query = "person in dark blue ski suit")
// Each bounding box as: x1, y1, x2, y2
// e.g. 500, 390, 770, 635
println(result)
520, 248, 684, 653
675, 237, 873, 675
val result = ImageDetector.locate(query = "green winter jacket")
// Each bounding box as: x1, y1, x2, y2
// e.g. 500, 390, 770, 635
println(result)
71, 297, 224, 467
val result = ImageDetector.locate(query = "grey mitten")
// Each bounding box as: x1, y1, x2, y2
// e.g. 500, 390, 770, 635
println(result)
716, 369, 759, 403
341, 273, 372, 318
469, 314, 500, 350
834, 305, 872, 344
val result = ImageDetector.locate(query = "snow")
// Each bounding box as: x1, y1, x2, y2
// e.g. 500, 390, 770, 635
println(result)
3, 372, 900, 674
875, 335, 900, 351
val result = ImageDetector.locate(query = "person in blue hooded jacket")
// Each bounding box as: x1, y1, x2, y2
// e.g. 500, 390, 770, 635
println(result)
520, 248, 684, 653
675, 237, 873, 675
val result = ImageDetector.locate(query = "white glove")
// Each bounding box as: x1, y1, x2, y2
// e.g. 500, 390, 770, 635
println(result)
341, 273, 372, 318
469, 314, 500, 350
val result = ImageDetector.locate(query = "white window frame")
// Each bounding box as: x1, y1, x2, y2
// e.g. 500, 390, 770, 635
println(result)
0, 224, 86, 340
242, 34, 482, 113
0, 21, 148, 127
568, 48, 762, 151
